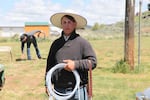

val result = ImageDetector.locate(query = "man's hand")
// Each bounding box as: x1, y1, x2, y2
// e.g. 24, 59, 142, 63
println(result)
63, 59, 75, 71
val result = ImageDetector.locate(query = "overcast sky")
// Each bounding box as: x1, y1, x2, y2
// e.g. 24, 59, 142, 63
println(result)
0, 0, 149, 26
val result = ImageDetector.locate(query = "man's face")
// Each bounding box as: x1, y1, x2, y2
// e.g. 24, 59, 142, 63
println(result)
61, 17, 77, 35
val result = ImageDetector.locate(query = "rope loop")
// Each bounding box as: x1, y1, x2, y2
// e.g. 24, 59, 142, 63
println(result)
46, 63, 80, 100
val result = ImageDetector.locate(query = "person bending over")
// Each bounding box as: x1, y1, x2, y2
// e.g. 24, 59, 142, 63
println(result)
20, 30, 42, 60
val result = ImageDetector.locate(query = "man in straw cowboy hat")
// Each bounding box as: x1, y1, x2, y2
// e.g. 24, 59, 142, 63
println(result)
45, 12, 97, 100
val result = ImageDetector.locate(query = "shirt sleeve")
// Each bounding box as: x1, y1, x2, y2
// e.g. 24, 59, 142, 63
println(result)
74, 39, 97, 70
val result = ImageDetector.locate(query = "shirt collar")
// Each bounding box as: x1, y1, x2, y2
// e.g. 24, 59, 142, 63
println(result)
63, 35, 70, 41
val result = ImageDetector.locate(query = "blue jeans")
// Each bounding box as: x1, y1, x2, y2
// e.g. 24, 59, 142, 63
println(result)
53, 86, 88, 100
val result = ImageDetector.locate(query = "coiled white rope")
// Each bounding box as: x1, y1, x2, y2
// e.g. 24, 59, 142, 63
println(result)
46, 63, 80, 100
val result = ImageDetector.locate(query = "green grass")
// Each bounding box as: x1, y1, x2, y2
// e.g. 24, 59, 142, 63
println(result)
0, 36, 150, 100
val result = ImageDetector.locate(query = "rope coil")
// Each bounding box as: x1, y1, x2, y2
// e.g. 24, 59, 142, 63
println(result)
46, 63, 80, 100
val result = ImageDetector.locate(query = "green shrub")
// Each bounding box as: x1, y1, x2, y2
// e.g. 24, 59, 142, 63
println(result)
112, 59, 130, 74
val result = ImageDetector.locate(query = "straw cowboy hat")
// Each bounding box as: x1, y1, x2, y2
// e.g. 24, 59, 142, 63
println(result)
50, 12, 87, 29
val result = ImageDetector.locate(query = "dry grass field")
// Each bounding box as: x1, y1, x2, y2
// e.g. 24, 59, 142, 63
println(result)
0, 34, 150, 100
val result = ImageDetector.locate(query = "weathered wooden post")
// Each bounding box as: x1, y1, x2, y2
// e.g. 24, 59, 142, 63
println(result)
124, 0, 135, 70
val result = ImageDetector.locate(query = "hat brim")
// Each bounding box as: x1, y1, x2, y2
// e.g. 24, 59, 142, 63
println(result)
50, 12, 87, 29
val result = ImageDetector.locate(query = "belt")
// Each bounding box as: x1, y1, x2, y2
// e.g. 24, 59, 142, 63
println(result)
64, 85, 86, 93
54, 84, 86, 93
80, 84, 86, 88
55, 82, 87, 89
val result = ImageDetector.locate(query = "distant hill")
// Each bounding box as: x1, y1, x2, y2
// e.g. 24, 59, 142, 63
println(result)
135, 11, 150, 36
83, 11, 150, 39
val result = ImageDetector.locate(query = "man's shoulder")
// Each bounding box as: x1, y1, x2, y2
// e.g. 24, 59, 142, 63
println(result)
52, 37, 63, 45
76, 36, 88, 43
